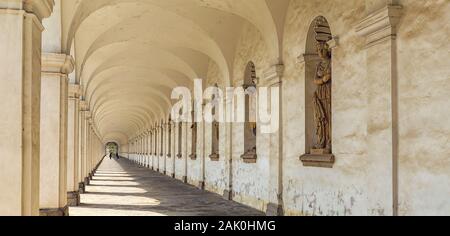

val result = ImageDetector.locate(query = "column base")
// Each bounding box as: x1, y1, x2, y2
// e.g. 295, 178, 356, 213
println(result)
84, 177, 90, 186
182, 176, 188, 183
266, 203, 284, 216
79, 182, 85, 194
67, 191, 80, 207
171, 173, 175, 178
40, 205, 69, 216
223, 190, 232, 200
198, 181, 205, 190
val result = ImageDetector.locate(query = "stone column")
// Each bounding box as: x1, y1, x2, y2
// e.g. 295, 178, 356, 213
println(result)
146, 132, 150, 168
67, 84, 80, 206
356, 3, 402, 216
0, 0, 54, 216
78, 103, 87, 193
152, 129, 156, 170
83, 115, 92, 186
39, 53, 74, 216
263, 64, 285, 216
88, 124, 94, 178
139, 136, 142, 164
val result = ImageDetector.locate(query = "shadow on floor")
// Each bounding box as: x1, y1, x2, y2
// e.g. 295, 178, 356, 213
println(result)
70, 157, 264, 216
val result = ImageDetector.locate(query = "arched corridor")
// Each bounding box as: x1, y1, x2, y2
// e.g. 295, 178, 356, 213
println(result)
0, 0, 449, 216
70, 158, 263, 216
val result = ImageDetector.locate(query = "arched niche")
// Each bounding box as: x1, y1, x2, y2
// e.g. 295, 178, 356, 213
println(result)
189, 102, 198, 160
209, 84, 220, 161
300, 16, 335, 168
241, 62, 258, 163
177, 121, 183, 159
160, 120, 165, 157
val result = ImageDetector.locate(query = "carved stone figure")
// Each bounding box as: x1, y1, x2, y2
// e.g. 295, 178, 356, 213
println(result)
313, 18, 332, 153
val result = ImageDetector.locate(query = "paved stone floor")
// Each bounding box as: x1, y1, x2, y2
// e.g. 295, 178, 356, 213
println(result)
70, 158, 264, 216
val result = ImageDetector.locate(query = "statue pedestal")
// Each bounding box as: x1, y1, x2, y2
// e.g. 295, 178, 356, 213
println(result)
300, 149, 335, 168
209, 153, 220, 162
241, 152, 257, 163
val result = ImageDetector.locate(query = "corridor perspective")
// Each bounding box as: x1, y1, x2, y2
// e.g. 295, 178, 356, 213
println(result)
70, 157, 263, 216
0, 0, 449, 216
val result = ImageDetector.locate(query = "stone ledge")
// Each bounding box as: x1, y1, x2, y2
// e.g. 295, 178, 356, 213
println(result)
177, 153, 182, 159
241, 153, 257, 163
209, 153, 220, 161
299, 154, 335, 168
40, 205, 69, 217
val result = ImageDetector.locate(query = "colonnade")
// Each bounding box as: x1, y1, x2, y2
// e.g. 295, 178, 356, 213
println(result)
0, 0, 104, 216
128, 121, 191, 183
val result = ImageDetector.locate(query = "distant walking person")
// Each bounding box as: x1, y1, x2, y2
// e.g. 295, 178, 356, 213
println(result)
116, 153, 120, 160
109, 152, 113, 159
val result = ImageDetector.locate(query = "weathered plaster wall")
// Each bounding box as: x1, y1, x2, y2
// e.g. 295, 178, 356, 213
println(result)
396, 0, 450, 216
281, 0, 369, 216
229, 22, 272, 211
203, 61, 228, 195
175, 123, 188, 180
187, 123, 202, 186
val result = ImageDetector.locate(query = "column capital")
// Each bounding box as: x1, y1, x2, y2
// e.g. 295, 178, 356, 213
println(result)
80, 100, 89, 112
69, 84, 81, 99
0, 0, 55, 21
23, 0, 54, 21
355, 4, 403, 48
42, 53, 75, 75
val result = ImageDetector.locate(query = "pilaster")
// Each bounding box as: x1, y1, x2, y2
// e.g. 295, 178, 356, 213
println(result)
262, 64, 285, 216
39, 53, 74, 216
355, 4, 403, 216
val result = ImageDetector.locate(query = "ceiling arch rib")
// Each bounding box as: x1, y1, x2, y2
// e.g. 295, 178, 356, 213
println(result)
61, 0, 284, 143
91, 87, 170, 120
85, 69, 177, 105
103, 131, 129, 146
80, 42, 199, 87
65, 0, 282, 62
96, 106, 156, 135
76, 9, 230, 85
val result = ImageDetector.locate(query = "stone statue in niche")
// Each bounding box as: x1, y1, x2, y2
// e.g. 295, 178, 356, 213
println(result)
312, 17, 332, 154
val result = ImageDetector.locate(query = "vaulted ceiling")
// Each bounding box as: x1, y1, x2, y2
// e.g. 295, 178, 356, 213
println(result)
60, 0, 290, 145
